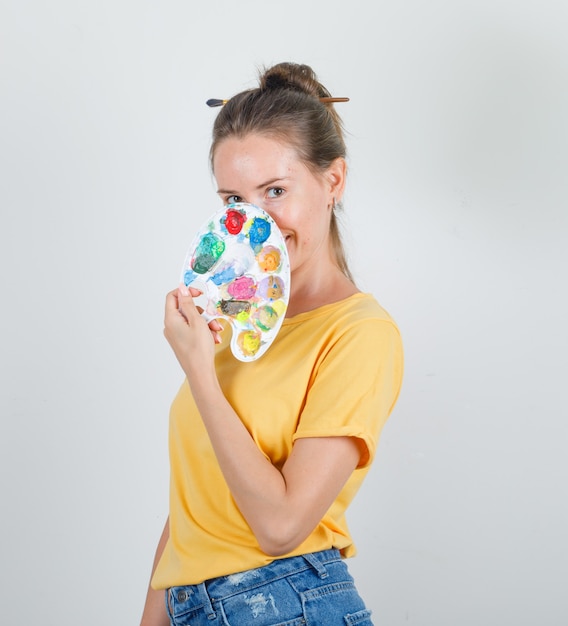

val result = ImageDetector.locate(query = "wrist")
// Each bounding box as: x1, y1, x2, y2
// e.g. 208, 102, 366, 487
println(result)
186, 362, 220, 395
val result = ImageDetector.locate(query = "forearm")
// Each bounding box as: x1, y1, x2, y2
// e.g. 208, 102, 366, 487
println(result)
188, 370, 291, 548
187, 367, 359, 556
140, 518, 170, 626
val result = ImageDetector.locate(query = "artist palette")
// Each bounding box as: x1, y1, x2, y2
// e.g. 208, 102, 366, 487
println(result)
180, 203, 291, 362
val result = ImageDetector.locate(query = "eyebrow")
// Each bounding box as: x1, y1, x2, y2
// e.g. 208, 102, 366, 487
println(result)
217, 177, 290, 195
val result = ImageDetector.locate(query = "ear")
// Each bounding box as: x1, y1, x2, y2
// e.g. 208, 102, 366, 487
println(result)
324, 157, 347, 203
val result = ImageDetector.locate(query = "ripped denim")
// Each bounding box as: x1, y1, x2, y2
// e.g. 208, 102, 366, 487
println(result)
165, 548, 373, 625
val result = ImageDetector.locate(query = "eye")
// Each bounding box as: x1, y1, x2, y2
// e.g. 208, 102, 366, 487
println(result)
225, 194, 243, 204
267, 187, 285, 199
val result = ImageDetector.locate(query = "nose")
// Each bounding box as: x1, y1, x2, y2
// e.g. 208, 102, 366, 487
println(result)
264, 210, 285, 235
254, 203, 281, 227
246, 201, 279, 228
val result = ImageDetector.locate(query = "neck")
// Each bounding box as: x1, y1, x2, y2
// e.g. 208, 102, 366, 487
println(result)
285, 263, 359, 317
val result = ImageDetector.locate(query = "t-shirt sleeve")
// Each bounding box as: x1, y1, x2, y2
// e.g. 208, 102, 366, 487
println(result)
292, 317, 403, 468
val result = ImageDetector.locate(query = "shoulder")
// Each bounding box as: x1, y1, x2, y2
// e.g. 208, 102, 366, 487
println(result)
283, 293, 402, 366
335, 292, 397, 325
329, 294, 401, 356
286, 293, 399, 335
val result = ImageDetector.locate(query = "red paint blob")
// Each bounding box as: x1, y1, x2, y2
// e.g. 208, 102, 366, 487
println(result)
224, 209, 246, 235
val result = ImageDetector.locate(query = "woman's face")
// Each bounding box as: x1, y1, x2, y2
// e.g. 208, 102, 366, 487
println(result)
213, 133, 344, 278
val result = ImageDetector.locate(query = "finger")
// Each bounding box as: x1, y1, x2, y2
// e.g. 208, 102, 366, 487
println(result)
165, 289, 180, 314
178, 284, 203, 298
209, 319, 223, 332
176, 285, 223, 336
177, 286, 203, 324
165, 290, 190, 326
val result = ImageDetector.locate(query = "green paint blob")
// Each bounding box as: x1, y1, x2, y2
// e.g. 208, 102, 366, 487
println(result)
192, 233, 225, 274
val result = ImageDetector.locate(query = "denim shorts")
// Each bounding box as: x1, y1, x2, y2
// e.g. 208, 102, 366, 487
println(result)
165, 548, 373, 625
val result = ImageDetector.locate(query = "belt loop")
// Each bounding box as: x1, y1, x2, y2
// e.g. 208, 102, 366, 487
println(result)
198, 582, 217, 620
166, 588, 173, 618
303, 552, 329, 579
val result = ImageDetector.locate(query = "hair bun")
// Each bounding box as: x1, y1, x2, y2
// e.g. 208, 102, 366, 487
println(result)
259, 62, 330, 100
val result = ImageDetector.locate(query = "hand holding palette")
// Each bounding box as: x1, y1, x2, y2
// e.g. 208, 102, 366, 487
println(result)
180, 203, 291, 362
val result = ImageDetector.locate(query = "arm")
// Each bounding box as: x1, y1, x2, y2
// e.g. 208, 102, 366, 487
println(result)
164, 288, 361, 556
140, 517, 170, 626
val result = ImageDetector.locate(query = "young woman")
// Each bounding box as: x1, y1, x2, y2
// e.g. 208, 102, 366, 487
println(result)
140, 62, 403, 626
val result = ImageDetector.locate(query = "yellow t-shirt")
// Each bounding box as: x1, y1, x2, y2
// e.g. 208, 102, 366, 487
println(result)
151, 293, 403, 589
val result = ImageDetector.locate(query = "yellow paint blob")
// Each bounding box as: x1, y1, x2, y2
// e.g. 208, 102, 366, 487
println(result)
238, 330, 261, 356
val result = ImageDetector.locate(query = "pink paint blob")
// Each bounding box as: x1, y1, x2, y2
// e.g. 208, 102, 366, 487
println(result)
227, 276, 257, 299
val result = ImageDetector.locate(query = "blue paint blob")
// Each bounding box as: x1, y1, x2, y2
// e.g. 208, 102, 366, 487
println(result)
210, 265, 238, 285
183, 269, 197, 286
248, 218, 271, 246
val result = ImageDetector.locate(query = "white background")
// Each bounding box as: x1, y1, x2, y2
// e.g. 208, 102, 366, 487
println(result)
1, 1, 567, 624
